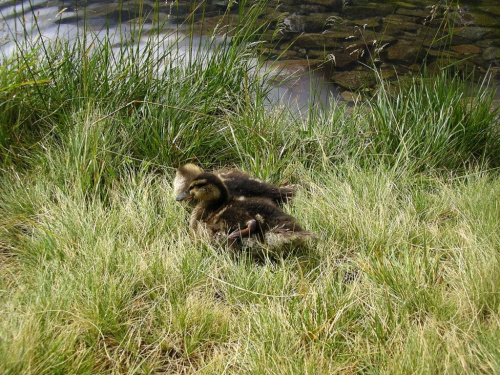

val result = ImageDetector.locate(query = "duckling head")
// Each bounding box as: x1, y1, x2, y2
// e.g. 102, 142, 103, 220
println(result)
176, 172, 229, 203
173, 163, 205, 200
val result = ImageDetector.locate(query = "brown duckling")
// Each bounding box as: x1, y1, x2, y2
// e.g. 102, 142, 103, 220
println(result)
176, 172, 317, 252
173, 163, 294, 207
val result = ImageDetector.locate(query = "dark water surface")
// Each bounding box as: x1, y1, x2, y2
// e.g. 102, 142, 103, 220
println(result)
1, 0, 499, 109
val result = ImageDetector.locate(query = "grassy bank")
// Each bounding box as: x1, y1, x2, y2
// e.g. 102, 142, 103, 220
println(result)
1, 3, 500, 374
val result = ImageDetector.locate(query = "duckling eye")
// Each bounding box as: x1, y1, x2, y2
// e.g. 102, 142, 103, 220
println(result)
189, 182, 208, 194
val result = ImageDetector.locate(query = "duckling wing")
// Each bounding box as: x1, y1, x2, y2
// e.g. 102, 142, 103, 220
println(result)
219, 170, 295, 206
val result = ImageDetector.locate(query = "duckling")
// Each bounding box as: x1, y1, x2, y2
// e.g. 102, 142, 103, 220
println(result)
173, 163, 294, 207
176, 172, 317, 252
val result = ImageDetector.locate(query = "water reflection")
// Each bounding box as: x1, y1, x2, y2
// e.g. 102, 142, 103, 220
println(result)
266, 63, 342, 113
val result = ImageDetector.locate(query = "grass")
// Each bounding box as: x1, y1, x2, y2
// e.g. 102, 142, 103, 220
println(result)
1, 1, 500, 374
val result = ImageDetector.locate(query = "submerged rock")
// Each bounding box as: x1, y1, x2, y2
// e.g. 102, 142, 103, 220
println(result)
352, 29, 396, 45
302, 13, 333, 32
451, 44, 481, 55
473, 12, 500, 28
353, 17, 382, 30
427, 58, 476, 76
483, 47, 500, 61
325, 49, 359, 68
330, 70, 377, 90
385, 41, 424, 64
342, 3, 396, 19
454, 27, 489, 42
304, 0, 343, 12
383, 14, 422, 32
396, 8, 430, 18
478, 5, 500, 17
340, 90, 361, 102
295, 33, 342, 49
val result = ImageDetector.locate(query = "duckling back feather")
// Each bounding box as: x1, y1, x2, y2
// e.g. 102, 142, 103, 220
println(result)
173, 163, 294, 206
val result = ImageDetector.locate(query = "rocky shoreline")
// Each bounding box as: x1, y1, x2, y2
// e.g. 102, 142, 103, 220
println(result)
193, 0, 500, 99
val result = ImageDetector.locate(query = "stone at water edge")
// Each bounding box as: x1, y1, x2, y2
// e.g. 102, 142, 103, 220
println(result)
330, 70, 377, 90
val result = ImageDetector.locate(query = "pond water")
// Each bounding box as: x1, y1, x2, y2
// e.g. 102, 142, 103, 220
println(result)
1, 0, 499, 109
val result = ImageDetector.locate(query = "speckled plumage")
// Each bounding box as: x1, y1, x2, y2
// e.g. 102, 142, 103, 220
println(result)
178, 172, 317, 252
173, 163, 294, 206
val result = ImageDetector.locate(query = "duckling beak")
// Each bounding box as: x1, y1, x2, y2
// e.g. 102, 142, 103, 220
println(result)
176, 190, 192, 201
